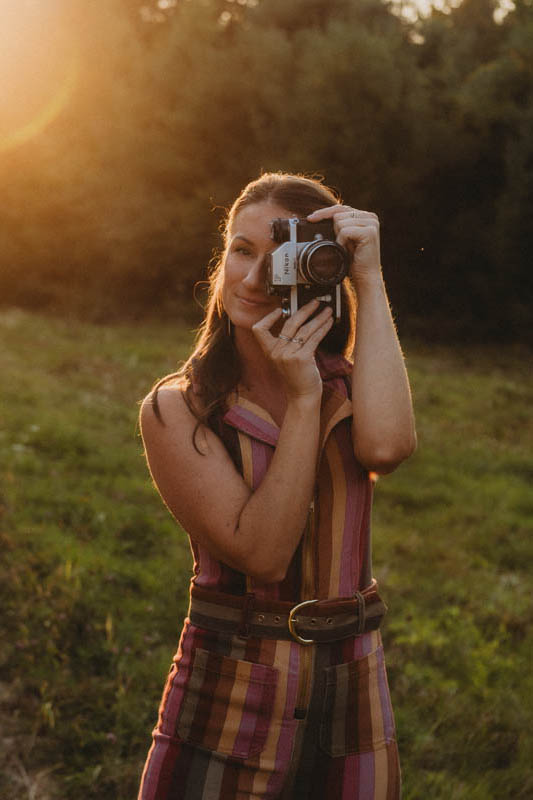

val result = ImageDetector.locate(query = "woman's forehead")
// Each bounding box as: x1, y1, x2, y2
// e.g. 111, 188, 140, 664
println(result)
228, 201, 292, 240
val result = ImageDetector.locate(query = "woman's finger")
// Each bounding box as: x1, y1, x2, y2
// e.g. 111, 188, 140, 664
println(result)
277, 298, 321, 339
252, 306, 283, 332
298, 314, 335, 354
252, 307, 283, 338
336, 223, 379, 250
308, 205, 378, 224
334, 210, 379, 224
335, 208, 378, 221
280, 305, 332, 346
251, 308, 284, 352
306, 205, 339, 221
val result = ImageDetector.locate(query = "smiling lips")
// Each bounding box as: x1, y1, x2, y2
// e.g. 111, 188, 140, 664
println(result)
237, 295, 272, 307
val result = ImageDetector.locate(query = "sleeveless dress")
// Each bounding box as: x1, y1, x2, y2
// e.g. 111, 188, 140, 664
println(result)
138, 351, 400, 800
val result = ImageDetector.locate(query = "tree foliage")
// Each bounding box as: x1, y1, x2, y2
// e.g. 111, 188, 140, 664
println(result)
0, 0, 531, 340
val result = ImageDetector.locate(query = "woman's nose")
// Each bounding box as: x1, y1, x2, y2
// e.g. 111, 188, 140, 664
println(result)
242, 255, 268, 289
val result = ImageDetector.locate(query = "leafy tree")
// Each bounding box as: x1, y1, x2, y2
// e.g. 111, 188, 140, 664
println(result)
0, 0, 531, 339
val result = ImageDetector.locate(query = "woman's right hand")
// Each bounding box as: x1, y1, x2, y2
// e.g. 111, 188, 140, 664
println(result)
140, 299, 332, 584
140, 300, 333, 584
252, 299, 334, 400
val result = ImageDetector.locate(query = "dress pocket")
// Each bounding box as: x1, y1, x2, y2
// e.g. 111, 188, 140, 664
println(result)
319, 644, 396, 756
175, 647, 279, 760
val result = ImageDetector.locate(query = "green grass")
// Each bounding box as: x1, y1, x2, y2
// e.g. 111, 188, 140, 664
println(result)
1, 309, 532, 799
375, 345, 533, 798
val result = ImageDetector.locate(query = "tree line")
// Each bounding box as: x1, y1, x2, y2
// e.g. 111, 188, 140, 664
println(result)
1, 0, 531, 342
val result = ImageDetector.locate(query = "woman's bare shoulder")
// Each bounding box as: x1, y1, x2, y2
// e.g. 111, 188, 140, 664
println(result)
140, 383, 198, 433
139, 383, 217, 460
141, 382, 185, 415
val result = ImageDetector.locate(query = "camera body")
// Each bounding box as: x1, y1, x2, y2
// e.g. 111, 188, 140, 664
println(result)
266, 217, 349, 320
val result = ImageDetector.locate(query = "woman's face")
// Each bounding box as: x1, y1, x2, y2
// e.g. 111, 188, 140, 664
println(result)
222, 201, 291, 331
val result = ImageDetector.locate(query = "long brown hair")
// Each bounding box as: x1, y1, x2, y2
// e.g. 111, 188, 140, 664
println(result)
150, 172, 357, 438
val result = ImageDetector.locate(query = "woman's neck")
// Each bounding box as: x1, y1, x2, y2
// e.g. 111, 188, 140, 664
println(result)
233, 327, 280, 395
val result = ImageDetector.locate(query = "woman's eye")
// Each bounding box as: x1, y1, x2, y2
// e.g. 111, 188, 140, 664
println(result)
235, 247, 252, 256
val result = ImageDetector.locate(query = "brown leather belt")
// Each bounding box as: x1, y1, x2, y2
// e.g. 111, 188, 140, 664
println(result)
188, 579, 387, 646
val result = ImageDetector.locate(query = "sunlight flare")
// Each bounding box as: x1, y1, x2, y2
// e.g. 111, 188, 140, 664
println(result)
0, 53, 79, 153
0, 0, 79, 152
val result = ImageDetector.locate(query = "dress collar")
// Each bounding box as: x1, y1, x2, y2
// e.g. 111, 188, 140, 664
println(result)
222, 351, 353, 448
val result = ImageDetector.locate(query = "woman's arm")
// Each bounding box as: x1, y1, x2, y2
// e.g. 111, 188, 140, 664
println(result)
308, 206, 417, 474
140, 302, 333, 584
349, 272, 417, 473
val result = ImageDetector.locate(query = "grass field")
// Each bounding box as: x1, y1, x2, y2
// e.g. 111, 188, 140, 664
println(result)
1, 308, 532, 799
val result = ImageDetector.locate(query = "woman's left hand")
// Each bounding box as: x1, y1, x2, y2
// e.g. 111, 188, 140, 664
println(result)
307, 205, 381, 285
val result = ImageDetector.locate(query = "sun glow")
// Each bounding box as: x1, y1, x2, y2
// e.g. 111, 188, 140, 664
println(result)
0, 0, 79, 153
395, 0, 515, 23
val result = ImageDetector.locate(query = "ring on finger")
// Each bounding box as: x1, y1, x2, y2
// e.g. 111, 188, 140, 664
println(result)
278, 334, 304, 344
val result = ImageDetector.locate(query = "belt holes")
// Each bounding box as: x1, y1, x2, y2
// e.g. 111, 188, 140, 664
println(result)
257, 614, 265, 623
274, 615, 281, 623
310, 618, 317, 625
326, 617, 333, 625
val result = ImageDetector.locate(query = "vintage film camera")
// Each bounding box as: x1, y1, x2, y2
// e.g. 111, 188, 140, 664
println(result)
266, 217, 349, 320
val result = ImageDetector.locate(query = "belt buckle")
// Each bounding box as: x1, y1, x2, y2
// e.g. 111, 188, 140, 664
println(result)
288, 598, 319, 645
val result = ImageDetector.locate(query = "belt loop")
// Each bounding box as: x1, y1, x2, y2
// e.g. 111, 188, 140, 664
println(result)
354, 591, 366, 635
238, 592, 255, 639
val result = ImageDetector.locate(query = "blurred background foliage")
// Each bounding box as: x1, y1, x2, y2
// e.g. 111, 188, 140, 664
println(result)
1, 0, 532, 341
1, 1, 533, 798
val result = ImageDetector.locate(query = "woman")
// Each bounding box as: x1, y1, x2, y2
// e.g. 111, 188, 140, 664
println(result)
138, 173, 416, 800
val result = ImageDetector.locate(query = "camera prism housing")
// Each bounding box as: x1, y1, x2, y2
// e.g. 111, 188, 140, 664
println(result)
266, 217, 349, 320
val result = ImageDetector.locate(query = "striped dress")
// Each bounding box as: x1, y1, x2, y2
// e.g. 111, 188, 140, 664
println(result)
138, 351, 400, 799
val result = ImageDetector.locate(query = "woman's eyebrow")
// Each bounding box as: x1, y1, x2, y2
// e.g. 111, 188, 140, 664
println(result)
231, 235, 254, 245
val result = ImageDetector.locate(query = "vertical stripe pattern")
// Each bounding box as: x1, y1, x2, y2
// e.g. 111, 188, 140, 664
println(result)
138, 353, 400, 799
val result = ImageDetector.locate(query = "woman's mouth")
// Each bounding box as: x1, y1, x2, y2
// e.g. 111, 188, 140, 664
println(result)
237, 295, 272, 307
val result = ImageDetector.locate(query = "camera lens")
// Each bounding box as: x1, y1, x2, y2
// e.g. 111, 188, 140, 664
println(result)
299, 241, 348, 285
